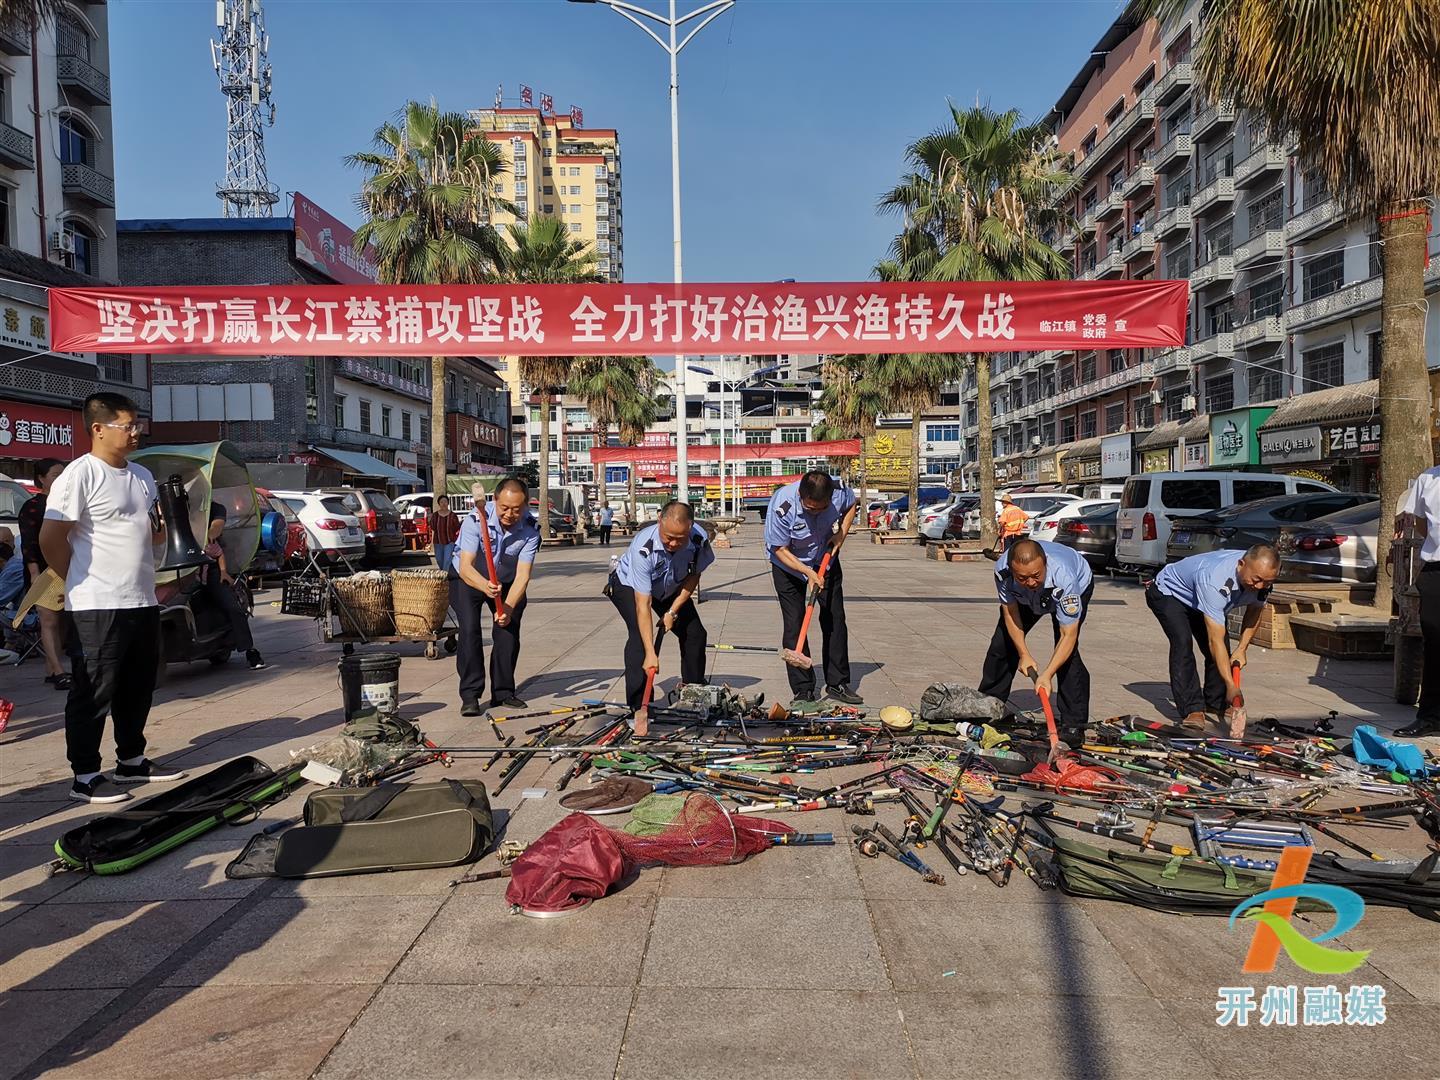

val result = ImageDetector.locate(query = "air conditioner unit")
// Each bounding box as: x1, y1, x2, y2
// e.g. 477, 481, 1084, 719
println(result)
1031, 435, 1042, 447
51, 231, 74, 256
1182, 394, 1198, 412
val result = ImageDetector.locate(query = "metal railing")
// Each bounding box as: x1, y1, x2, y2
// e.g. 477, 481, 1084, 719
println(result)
56, 53, 111, 103
1155, 62, 1193, 104
1193, 176, 1236, 213
1156, 132, 1192, 169
1284, 198, 1347, 243
1151, 345, 1194, 376
1119, 164, 1155, 200
61, 161, 115, 207
0, 120, 34, 168
1194, 97, 1236, 138
1232, 229, 1284, 267
1155, 203, 1191, 237
1287, 276, 1383, 331
1189, 255, 1235, 290
1235, 143, 1286, 187
1233, 314, 1286, 347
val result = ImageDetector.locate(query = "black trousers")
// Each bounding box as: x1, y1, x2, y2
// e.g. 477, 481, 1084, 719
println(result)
450, 577, 527, 705
1145, 585, 1228, 718
977, 583, 1093, 728
1417, 564, 1440, 722
204, 572, 253, 652
600, 525, 613, 545
607, 575, 707, 709
771, 560, 851, 697
65, 607, 160, 775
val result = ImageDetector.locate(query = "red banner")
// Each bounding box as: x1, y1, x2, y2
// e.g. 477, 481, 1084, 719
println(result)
49, 280, 1188, 358
590, 440, 860, 465
0, 399, 82, 461
292, 193, 378, 285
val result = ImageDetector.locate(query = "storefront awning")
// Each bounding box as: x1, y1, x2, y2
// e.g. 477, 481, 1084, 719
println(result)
1052, 435, 1104, 459
1257, 379, 1379, 430
311, 446, 423, 485
1135, 415, 1209, 450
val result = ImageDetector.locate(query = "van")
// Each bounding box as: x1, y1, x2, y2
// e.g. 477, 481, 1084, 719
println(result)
1115, 471, 1336, 572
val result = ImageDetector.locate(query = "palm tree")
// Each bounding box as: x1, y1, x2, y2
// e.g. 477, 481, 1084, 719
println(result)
0, 0, 63, 31
493, 217, 602, 538
349, 101, 509, 491
880, 104, 1071, 548
815, 354, 886, 486
1147, 1, 1440, 613
866, 354, 966, 531
568, 355, 662, 521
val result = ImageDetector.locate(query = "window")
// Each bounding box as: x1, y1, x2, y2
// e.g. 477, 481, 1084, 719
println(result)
570, 186, 581, 195
566, 434, 594, 454
1081, 132, 1097, 156
529, 434, 541, 454
744, 430, 771, 444
1368, 231, 1383, 279
1120, 477, 1151, 509
1165, 249, 1192, 279
1250, 355, 1282, 401
1202, 142, 1234, 184
1204, 373, 1234, 413
1079, 411, 1097, 439
358, 399, 372, 433
1165, 175, 1191, 209
0, 183, 8, 248
926, 423, 961, 442
1059, 365, 1076, 392
1079, 245, 1097, 273
1162, 479, 1222, 510
542, 166, 552, 177
1302, 249, 1345, 301
1369, 331, 1382, 380
542, 185, 553, 195
1164, 387, 1188, 421
1107, 164, 1126, 193
1080, 355, 1097, 383
1248, 186, 1283, 235
304, 358, 318, 421
1302, 166, 1329, 206
99, 353, 133, 384
595, 165, 607, 178
1105, 402, 1126, 433
779, 427, 808, 443
1134, 401, 1154, 429
381, 406, 391, 437
1303, 341, 1344, 390
568, 222, 581, 233
569, 204, 580, 214
1234, 479, 1286, 504
742, 461, 770, 477
1248, 275, 1284, 320
1108, 349, 1126, 374
1164, 108, 1191, 140
543, 204, 553, 214
1203, 222, 1232, 260
334, 394, 346, 428
57, 13, 89, 60
1106, 100, 1126, 127
65, 222, 96, 276
1061, 417, 1077, 444
565, 407, 591, 425
965, 403, 978, 427
59, 118, 89, 165
402, 411, 412, 442
1205, 298, 1234, 335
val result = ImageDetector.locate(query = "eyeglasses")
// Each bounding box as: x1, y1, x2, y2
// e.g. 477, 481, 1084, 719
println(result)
99, 422, 144, 435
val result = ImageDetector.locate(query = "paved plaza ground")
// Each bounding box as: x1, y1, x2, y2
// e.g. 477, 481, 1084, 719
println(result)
2, 532, 1437, 1079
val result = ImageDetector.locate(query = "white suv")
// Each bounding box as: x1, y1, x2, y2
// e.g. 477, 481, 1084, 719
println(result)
269, 490, 367, 562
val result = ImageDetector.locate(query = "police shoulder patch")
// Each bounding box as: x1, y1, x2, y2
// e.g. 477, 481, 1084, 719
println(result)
1060, 594, 1082, 617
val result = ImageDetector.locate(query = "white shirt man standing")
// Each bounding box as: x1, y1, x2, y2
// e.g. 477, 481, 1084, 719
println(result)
40, 394, 185, 803
1398, 467, 1440, 738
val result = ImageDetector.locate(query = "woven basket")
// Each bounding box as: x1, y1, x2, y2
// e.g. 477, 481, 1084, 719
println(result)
391, 569, 451, 635
331, 575, 394, 637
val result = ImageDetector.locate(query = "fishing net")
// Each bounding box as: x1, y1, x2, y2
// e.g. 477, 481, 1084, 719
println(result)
622, 793, 689, 837
888, 747, 999, 798
612, 792, 792, 867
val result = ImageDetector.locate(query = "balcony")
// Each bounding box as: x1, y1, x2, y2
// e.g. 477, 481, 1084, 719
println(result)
1119, 164, 1155, 199
1155, 62, 1193, 105
1189, 254, 1235, 290
1235, 143, 1286, 188
1233, 229, 1284, 268
56, 53, 111, 105
1098, 187, 1126, 219
1191, 331, 1235, 362
1288, 277, 1383, 332
1155, 132, 1192, 169
0, 120, 34, 170
1284, 198, 1347, 243
1193, 97, 1236, 139
1151, 345, 1193, 376
1077, 205, 1100, 236
1155, 203, 1192, 238
1193, 176, 1236, 214
1094, 250, 1126, 279
61, 161, 115, 208
0, 18, 28, 55
1233, 313, 1286, 347
1124, 228, 1156, 260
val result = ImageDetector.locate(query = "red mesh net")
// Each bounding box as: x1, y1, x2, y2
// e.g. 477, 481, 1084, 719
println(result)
613, 792, 793, 867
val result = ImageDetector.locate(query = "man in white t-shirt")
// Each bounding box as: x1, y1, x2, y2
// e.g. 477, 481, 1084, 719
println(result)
40, 393, 185, 804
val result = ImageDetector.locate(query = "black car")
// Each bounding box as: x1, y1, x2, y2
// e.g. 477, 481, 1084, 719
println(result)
314, 487, 406, 560
1054, 503, 1119, 571
1165, 491, 1376, 563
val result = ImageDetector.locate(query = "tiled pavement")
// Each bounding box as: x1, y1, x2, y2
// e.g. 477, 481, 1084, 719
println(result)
1, 533, 1435, 1079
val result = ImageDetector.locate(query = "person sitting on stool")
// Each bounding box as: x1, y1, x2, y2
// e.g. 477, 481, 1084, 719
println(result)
203, 502, 264, 670
1145, 545, 1278, 732
450, 478, 540, 715
978, 538, 1094, 747
607, 500, 714, 712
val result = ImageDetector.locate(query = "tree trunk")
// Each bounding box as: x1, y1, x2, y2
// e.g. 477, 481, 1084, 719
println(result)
628, 460, 637, 526
977, 356, 996, 550
538, 392, 552, 540
430, 356, 446, 497
908, 411, 921, 535
1374, 205, 1434, 617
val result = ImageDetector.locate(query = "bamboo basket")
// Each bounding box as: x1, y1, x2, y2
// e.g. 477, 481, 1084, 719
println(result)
331, 574, 394, 637
391, 568, 451, 635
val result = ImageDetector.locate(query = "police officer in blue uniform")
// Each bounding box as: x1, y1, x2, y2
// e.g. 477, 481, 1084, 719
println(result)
608, 500, 715, 710
451, 478, 541, 715
978, 537, 1094, 745
1146, 545, 1277, 730
764, 470, 861, 704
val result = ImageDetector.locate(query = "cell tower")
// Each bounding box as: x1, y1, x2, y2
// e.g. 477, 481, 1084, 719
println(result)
211, 0, 278, 217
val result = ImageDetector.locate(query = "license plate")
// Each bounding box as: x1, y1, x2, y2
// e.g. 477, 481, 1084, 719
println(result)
1173, 530, 1191, 545
385, 522, 398, 532
347, 528, 361, 538
1120, 526, 1134, 539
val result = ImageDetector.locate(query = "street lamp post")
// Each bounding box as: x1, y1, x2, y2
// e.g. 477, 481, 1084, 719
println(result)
690, 360, 782, 515
571, 0, 735, 504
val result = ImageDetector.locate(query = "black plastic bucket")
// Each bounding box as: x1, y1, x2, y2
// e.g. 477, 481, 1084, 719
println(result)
337, 652, 402, 720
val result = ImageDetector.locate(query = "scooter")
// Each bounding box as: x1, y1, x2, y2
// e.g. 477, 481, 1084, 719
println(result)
155, 567, 255, 686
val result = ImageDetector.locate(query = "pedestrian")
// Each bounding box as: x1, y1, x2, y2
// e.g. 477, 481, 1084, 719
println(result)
599, 502, 614, 546
978, 537, 1093, 747
39, 393, 185, 804
430, 494, 460, 571
997, 493, 1029, 551
764, 470, 862, 705
450, 478, 540, 715
1144, 545, 1278, 736
607, 500, 714, 714
202, 502, 264, 670
17, 458, 69, 688
1396, 468, 1440, 737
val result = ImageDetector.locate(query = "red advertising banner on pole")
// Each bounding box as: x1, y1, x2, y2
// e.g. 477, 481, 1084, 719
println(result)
292, 193, 379, 285
49, 280, 1188, 358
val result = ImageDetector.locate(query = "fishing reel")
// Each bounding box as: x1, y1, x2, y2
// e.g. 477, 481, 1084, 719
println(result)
1095, 805, 1134, 834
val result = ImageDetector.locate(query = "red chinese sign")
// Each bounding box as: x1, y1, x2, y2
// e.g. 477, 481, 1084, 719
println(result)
292, 193, 379, 286
0, 399, 81, 460
49, 280, 1188, 358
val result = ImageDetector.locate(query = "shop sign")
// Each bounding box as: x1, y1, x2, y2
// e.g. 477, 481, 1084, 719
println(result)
1038, 457, 1058, 482
337, 357, 428, 401
0, 400, 81, 460
1183, 440, 1209, 470
1326, 421, 1381, 456
1100, 433, 1133, 478
1260, 425, 1323, 466
1021, 456, 1039, 481
394, 451, 418, 473
1210, 408, 1270, 467
1142, 448, 1171, 473
1062, 456, 1102, 482
862, 428, 913, 486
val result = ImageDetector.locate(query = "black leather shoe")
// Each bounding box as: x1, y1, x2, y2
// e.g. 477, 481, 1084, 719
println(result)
1396, 717, 1440, 738
460, 700, 482, 717
492, 696, 527, 710
826, 684, 863, 705
1059, 727, 1088, 749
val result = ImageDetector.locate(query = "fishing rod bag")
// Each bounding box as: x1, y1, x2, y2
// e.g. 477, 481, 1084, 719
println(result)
55, 756, 306, 875
230, 778, 493, 879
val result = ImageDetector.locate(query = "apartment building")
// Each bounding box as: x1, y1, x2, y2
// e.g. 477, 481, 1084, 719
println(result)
960, 2, 1440, 494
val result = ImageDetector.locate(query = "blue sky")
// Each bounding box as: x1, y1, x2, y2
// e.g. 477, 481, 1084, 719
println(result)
112, 0, 1123, 283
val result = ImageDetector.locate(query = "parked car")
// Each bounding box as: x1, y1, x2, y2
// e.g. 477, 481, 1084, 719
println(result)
313, 487, 405, 560
1054, 503, 1120, 571
1165, 491, 1376, 563
1029, 498, 1118, 543
1276, 500, 1380, 585
956, 491, 1083, 540
269, 490, 367, 563
251, 490, 308, 575
1115, 472, 1337, 572
922, 494, 978, 540
0, 478, 31, 535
